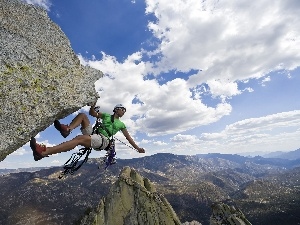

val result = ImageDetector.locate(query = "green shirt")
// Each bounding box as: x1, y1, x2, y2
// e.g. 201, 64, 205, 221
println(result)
98, 113, 126, 138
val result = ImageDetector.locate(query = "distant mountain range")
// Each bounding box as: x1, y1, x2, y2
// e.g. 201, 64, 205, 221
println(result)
237, 148, 300, 160
0, 152, 300, 225
0, 167, 49, 176
262, 148, 300, 159
197, 152, 300, 169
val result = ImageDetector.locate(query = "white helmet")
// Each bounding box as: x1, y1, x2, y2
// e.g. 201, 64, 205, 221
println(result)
113, 104, 126, 112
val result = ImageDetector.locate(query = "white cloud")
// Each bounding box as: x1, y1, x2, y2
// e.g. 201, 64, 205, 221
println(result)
20, 0, 52, 11
10, 147, 27, 156
159, 111, 300, 155
199, 110, 300, 153
260, 76, 271, 86
225, 110, 300, 133
206, 79, 241, 99
171, 134, 199, 143
80, 53, 232, 137
145, 0, 300, 89
51, 160, 60, 165
140, 139, 152, 144
243, 87, 254, 93
153, 141, 168, 146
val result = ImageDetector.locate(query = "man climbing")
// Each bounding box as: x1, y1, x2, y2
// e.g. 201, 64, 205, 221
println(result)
30, 103, 145, 161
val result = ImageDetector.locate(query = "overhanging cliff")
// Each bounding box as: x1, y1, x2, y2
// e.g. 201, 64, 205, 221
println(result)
0, 0, 102, 161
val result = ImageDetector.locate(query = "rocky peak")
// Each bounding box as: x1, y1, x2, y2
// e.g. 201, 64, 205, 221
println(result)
0, 0, 102, 160
80, 166, 182, 225
210, 202, 252, 225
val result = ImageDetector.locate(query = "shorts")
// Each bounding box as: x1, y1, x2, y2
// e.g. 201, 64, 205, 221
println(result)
81, 124, 109, 150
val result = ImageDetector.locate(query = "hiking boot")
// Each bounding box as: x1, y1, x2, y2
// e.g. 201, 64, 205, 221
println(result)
54, 120, 70, 138
30, 137, 46, 161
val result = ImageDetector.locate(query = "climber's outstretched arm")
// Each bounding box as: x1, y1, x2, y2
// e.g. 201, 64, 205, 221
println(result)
121, 129, 145, 153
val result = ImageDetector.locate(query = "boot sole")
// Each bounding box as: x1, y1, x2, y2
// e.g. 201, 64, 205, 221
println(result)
30, 137, 43, 161
54, 120, 69, 138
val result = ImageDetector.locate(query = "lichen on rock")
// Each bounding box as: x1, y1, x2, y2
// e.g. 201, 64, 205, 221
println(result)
0, 0, 103, 161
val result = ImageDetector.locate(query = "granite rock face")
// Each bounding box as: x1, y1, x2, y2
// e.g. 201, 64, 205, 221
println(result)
0, 0, 102, 161
80, 166, 182, 225
210, 203, 252, 225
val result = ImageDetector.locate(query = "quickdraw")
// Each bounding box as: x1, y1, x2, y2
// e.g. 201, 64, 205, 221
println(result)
98, 139, 117, 170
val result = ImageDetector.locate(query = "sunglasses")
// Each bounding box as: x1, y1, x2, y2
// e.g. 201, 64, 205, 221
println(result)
116, 107, 126, 112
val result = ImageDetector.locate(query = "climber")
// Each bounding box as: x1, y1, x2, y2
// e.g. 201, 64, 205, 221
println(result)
30, 102, 145, 161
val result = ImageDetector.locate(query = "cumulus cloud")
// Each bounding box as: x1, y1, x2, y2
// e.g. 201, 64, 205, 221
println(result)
145, 0, 300, 90
206, 79, 241, 99
80, 53, 232, 137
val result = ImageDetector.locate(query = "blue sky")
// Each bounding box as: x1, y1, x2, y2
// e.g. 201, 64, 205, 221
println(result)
1, 0, 300, 169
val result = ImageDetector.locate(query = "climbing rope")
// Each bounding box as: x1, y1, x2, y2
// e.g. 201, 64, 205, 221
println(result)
114, 137, 139, 152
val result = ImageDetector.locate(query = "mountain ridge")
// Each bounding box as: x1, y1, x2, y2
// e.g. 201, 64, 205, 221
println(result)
1, 152, 300, 224
2, 150, 300, 175
263, 148, 300, 160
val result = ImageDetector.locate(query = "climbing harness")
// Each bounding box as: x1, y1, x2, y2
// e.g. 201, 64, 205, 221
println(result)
96, 114, 118, 169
